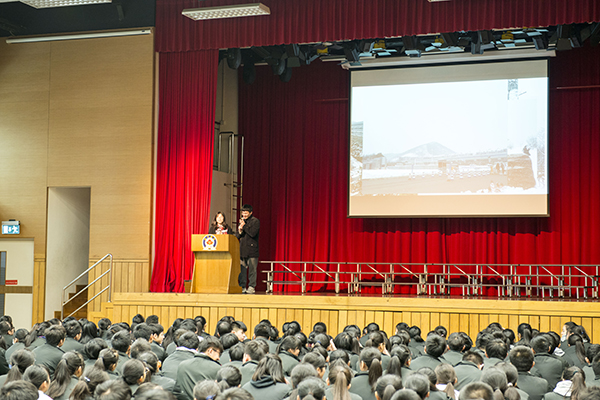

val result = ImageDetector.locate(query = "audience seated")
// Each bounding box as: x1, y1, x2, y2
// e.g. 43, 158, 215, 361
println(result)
3, 312, 600, 400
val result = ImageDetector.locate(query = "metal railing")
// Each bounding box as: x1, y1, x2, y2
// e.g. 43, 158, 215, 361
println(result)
261, 261, 600, 299
61, 253, 113, 319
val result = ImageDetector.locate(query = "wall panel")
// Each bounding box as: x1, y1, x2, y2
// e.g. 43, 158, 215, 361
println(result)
0, 34, 154, 320
96, 293, 600, 341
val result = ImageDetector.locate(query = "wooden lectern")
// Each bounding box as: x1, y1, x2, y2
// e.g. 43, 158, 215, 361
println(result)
190, 234, 242, 294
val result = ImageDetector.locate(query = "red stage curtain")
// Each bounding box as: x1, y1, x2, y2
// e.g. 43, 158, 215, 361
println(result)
239, 46, 600, 293
150, 50, 218, 293
156, 0, 600, 53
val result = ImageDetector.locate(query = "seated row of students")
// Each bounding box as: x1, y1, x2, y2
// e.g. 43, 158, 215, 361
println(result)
0, 313, 598, 400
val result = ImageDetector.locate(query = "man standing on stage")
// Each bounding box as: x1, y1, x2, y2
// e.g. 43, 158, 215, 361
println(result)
237, 204, 260, 294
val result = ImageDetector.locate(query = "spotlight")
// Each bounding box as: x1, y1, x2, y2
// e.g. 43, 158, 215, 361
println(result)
343, 45, 360, 63
591, 23, 600, 47
532, 35, 548, 50
440, 32, 458, 47
556, 25, 573, 51
226, 48, 242, 69
279, 67, 292, 83
271, 58, 286, 76
283, 44, 304, 67
403, 35, 422, 57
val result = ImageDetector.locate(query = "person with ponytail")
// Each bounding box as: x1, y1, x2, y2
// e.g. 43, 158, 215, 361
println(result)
494, 362, 531, 400
516, 324, 533, 347
217, 365, 242, 391
69, 367, 109, 400
23, 365, 52, 400
326, 363, 361, 400
83, 338, 109, 374
390, 389, 423, 400
47, 351, 85, 400
137, 352, 175, 392
564, 335, 587, 369
298, 377, 327, 400
403, 374, 431, 400
480, 367, 520, 400
1, 349, 36, 387
333, 333, 361, 373
95, 379, 133, 400
435, 363, 459, 400
241, 353, 290, 400
26, 322, 51, 350
119, 359, 147, 396
374, 375, 402, 400
276, 335, 301, 376
5, 329, 28, 363
543, 367, 587, 400
193, 380, 221, 400
93, 348, 120, 380
350, 347, 383, 400
366, 332, 391, 372
387, 345, 412, 382
301, 352, 327, 380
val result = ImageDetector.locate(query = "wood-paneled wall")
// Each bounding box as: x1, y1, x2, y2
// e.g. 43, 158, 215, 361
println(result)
101, 293, 600, 343
88, 260, 150, 313
0, 34, 155, 321
32, 258, 46, 323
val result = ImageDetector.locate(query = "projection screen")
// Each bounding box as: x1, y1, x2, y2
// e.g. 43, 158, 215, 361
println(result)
349, 59, 549, 217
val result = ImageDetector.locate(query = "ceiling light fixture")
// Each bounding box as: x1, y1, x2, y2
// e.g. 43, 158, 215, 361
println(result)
6, 29, 151, 44
20, 0, 110, 8
182, 3, 270, 21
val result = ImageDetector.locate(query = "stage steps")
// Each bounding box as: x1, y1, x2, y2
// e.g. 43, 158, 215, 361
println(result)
54, 285, 88, 320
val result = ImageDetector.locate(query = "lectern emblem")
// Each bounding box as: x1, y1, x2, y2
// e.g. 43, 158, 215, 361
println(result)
202, 235, 218, 251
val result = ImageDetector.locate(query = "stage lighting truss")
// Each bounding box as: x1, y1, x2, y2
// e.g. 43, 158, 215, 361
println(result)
223, 22, 598, 81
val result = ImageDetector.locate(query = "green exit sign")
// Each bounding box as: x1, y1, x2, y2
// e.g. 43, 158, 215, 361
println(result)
1, 221, 20, 235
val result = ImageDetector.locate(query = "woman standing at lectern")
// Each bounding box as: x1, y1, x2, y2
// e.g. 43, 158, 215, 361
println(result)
209, 212, 230, 234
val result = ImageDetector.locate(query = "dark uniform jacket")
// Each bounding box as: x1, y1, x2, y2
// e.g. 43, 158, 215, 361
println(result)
173, 353, 221, 400
518, 371, 551, 400
161, 348, 196, 381
151, 342, 166, 362
151, 373, 176, 392
240, 360, 260, 386
53, 376, 79, 400
241, 377, 291, 400
33, 343, 65, 378
409, 353, 445, 371
61, 337, 84, 354
325, 388, 363, 400
454, 361, 483, 390
349, 372, 376, 400
441, 350, 463, 366
279, 351, 300, 376
27, 337, 46, 351
115, 351, 131, 375
533, 353, 567, 390
5, 342, 25, 364
237, 215, 260, 258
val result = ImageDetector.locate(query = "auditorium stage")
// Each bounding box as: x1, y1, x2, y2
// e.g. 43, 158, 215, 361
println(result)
89, 291, 600, 343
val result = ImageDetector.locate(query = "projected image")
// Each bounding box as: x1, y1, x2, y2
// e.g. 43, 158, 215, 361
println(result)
350, 78, 548, 198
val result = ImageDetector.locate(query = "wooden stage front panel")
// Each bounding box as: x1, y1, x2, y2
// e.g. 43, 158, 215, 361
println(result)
99, 293, 600, 342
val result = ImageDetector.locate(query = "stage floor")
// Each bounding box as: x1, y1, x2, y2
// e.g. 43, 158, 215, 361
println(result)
89, 291, 600, 343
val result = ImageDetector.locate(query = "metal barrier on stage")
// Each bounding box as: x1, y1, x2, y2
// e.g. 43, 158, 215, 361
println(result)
261, 261, 600, 299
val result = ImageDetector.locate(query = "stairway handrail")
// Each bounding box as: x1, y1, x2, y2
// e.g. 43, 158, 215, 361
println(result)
61, 253, 113, 319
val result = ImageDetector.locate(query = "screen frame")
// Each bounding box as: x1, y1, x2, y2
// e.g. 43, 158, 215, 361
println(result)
347, 57, 551, 219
